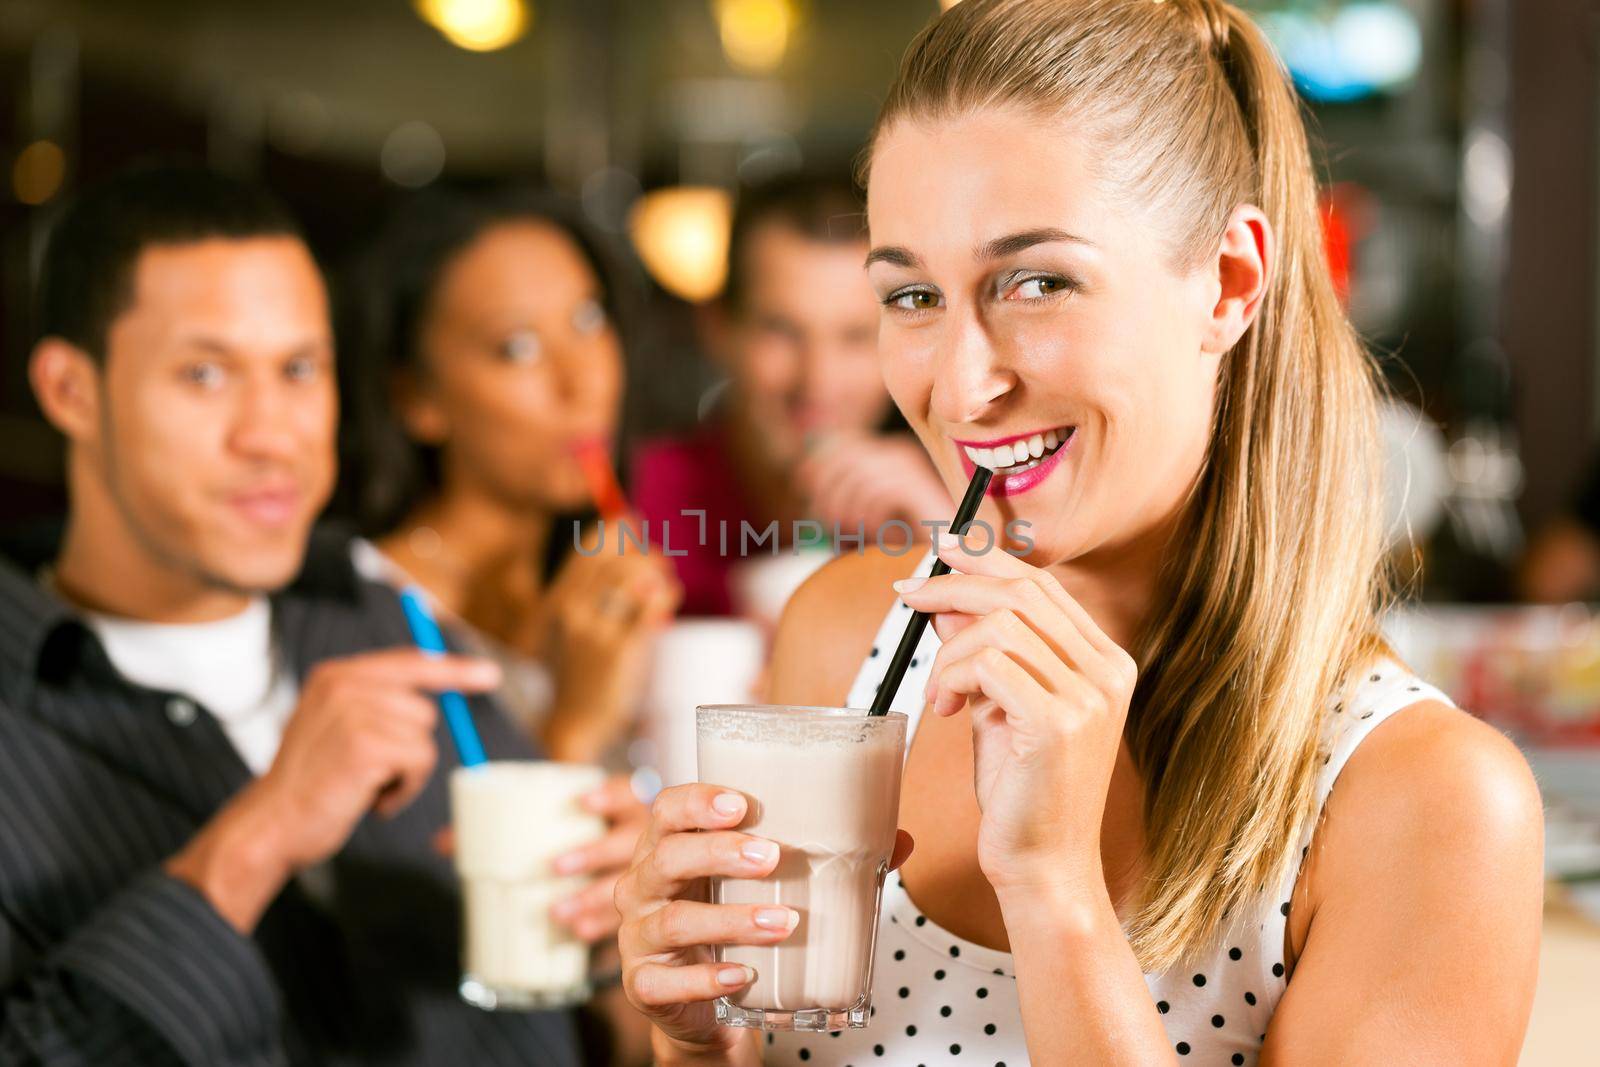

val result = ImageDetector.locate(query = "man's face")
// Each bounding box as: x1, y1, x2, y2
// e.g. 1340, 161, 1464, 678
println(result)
91, 237, 336, 593
722, 223, 890, 468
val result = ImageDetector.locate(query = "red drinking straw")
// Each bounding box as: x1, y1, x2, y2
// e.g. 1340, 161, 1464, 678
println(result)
572, 438, 629, 520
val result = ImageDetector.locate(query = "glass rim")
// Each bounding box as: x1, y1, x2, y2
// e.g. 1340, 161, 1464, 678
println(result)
449, 760, 607, 784
695, 703, 907, 723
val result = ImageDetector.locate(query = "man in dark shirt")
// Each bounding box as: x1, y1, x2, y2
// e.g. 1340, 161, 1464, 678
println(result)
0, 165, 636, 1065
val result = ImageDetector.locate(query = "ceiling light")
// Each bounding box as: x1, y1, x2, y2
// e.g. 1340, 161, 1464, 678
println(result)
629, 186, 734, 303
713, 0, 796, 74
415, 0, 530, 53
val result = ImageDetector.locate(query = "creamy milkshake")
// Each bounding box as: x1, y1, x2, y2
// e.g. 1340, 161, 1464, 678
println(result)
696, 705, 906, 1031
451, 761, 606, 1010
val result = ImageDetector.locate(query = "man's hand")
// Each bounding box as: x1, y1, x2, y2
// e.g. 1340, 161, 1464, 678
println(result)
796, 432, 953, 536
165, 649, 501, 933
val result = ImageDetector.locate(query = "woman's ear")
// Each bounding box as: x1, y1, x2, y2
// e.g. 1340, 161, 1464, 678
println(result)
392, 369, 450, 446
29, 338, 103, 442
1201, 204, 1273, 356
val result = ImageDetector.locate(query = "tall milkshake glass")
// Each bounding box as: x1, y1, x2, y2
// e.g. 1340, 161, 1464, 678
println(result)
451, 761, 605, 1010
696, 705, 906, 1031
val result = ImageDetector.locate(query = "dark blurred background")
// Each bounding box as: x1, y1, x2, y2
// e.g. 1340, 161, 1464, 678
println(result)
1, 0, 1595, 602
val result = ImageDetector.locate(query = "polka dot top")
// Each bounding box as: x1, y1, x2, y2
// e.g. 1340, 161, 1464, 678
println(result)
767, 551, 1452, 1066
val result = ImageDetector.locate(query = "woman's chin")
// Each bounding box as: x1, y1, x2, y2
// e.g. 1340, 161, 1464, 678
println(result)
503, 477, 592, 517
986, 522, 1088, 570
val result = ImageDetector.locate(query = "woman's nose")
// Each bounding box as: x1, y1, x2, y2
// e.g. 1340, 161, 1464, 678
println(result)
554, 337, 618, 412
929, 317, 1018, 425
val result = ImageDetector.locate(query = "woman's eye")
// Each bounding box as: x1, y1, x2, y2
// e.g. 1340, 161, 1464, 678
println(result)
572, 299, 608, 336
886, 288, 941, 312
284, 356, 320, 383
181, 362, 225, 389
1009, 275, 1074, 300
499, 330, 543, 364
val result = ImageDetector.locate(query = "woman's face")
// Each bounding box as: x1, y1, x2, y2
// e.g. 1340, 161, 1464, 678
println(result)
866, 108, 1230, 566
403, 220, 622, 511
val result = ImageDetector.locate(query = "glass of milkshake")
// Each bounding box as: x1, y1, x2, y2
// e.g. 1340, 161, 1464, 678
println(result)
696, 705, 907, 1031
451, 761, 606, 1010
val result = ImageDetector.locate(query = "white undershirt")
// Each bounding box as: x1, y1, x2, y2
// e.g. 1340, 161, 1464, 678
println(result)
80, 596, 299, 776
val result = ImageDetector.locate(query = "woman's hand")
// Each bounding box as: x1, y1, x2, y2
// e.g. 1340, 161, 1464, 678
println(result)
541, 518, 681, 761
429, 774, 649, 943
549, 773, 653, 942
796, 432, 953, 534
894, 530, 1137, 894
613, 784, 790, 1058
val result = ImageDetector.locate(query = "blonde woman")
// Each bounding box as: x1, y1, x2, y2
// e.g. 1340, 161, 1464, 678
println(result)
613, 1, 1545, 1063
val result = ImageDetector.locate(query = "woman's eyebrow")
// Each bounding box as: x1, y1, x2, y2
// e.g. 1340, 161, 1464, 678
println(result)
976, 227, 1092, 260
865, 227, 1093, 271
864, 245, 920, 270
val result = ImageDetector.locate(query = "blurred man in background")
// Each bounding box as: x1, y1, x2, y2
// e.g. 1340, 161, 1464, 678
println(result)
0, 165, 637, 1065
631, 173, 949, 616
1520, 455, 1600, 602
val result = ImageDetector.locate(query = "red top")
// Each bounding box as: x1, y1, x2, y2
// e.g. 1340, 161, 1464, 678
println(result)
630, 421, 758, 617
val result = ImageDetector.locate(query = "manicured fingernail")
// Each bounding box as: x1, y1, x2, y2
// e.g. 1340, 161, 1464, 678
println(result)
551, 851, 584, 875
893, 577, 926, 593
754, 906, 798, 931
718, 965, 753, 987
937, 531, 961, 549
741, 839, 778, 866
712, 792, 746, 817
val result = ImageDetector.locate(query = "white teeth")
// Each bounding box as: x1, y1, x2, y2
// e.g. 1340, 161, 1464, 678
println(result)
963, 428, 1071, 471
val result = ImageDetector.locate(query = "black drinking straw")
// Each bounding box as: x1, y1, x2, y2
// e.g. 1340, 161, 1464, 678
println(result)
867, 465, 994, 716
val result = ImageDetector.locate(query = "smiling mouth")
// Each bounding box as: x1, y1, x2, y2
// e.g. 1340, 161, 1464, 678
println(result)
227, 487, 303, 528
960, 426, 1074, 474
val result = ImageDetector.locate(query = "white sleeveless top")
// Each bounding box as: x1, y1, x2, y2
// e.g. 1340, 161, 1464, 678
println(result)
767, 552, 1451, 1066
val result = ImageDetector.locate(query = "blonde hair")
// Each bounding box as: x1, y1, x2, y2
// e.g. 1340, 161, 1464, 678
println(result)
865, 0, 1389, 973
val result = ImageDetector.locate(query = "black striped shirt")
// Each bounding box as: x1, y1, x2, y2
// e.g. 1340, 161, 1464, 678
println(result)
0, 530, 581, 1066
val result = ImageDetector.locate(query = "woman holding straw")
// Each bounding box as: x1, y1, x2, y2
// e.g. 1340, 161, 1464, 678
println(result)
339, 189, 680, 768
613, 0, 1544, 1063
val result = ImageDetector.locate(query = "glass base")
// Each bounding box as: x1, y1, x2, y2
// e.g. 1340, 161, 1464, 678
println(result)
715, 995, 870, 1032
460, 975, 590, 1012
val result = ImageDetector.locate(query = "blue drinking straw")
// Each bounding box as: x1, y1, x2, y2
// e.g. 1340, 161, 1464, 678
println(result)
398, 586, 488, 769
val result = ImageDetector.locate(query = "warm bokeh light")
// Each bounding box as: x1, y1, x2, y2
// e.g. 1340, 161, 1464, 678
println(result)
13, 140, 66, 205
414, 0, 530, 52
628, 186, 734, 303
713, 0, 796, 73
